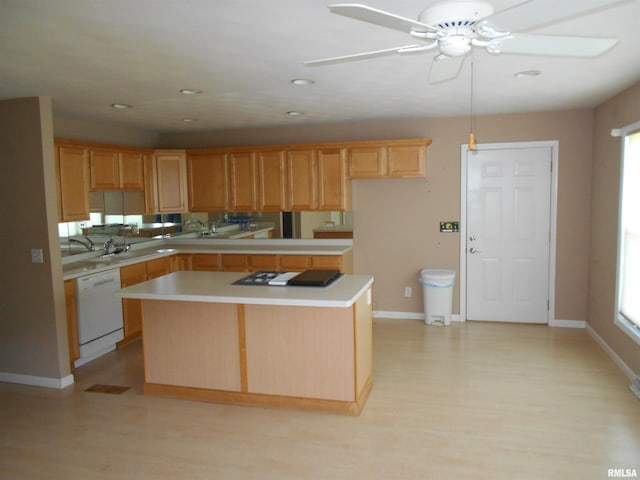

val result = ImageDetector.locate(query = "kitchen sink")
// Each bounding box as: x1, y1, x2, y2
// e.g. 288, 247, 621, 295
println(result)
87, 252, 141, 263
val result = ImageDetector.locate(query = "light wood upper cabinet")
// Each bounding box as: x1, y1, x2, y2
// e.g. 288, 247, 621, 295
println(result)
348, 139, 430, 178
257, 150, 286, 211
387, 144, 426, 177
57, 144, 90, 221
286, 149, 317, 211
317, 148, 350, 211
89, 148, 145, 191
348, 146, 386, 178
228, 152, 257, 211
188, 152, 229, 212
119, 151, 145, 190
153, 150, 188, 213
89, 149, 120, 190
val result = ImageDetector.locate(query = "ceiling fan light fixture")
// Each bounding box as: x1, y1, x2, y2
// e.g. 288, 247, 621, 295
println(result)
291, 78, 315, 86
439, 35, 472, 57
514, 70, 541, 78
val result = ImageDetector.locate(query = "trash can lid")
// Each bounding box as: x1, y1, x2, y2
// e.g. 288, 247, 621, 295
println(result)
420, 269, 455, 280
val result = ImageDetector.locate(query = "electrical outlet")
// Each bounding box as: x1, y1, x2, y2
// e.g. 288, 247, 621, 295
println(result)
404, 286, 412, 297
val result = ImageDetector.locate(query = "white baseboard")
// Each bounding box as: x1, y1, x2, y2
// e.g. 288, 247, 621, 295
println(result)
373, 311, 462, 322
549, 318, 586, 328
586, 324, 638, 381
0, 372, 74, 389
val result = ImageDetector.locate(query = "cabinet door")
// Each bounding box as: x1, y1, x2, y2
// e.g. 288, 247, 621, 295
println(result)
58, 145, 90, 221
64, 280, 79, 369
170, 253, 192, 272
146, 257, 170, 279
387, 144, 426, 178
143, 155, 157, 214
249, 254, 279, 271
191, 253, 221, 271
257, 150, 286, 211
228, 152, 256, 211
286, 149, 317, 210
188, 153, 228, 212
154, 150, 188, 213
348, 146, 387, 178
90, 148, 120, 190
119, 151, 145, 190
280, 255, 311, 272
311, 255, 342, 271
120, 263, 147, 341
317, 148, 350, 211
222, 254, 251, 272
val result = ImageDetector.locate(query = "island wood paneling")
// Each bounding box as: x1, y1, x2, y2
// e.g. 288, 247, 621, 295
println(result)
243, 304, 355, 401
142, 300, 241, 391
354, 288, 373, 395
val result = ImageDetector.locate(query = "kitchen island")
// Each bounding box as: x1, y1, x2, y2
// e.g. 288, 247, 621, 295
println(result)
117, 271, 374, 415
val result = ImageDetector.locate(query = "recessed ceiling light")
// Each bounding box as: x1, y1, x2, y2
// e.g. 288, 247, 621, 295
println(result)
180, 88, 203, 95
182, 118, 197, 123
111, 103, 132, 109
514, 70, 542, 79
286, 111, 304, 116
291, 78, 315, 86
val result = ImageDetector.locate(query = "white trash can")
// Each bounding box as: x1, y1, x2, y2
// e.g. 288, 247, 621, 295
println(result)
419, 269, 455, 325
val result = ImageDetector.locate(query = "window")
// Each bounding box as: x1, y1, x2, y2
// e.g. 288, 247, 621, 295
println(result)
616, 123, 640, 343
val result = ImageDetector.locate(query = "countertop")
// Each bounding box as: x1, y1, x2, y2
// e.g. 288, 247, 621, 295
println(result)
117, 271, 373, 308
62, 239, 353, 280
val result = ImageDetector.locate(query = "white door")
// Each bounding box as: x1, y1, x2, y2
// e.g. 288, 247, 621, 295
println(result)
465, 145, 553, 323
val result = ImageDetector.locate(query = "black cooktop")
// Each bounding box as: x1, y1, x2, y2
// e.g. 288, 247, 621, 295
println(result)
234, 270, 342, 287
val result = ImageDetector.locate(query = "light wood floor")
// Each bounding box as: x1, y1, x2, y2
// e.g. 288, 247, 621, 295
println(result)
1, 319, 638, 480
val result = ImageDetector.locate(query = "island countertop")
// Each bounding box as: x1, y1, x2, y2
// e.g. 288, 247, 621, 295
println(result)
117, 271, 373, 308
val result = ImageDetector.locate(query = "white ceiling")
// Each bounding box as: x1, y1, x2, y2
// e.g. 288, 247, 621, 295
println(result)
1, 0, 639, 134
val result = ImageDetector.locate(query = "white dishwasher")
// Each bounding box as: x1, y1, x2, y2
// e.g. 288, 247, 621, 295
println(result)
75, 269, 124, 368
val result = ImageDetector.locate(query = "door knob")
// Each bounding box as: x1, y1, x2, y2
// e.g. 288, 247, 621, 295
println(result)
469, 247, 481, 254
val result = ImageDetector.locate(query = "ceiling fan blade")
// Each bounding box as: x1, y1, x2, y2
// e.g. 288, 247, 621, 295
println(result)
328, 4, 442, 35
304, 45, 424, 66
479, 0, 629, 34
493, 34, 619, 57
429, 55, 466, 84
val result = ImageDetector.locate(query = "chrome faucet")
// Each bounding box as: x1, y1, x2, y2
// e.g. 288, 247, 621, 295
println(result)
69, 237, 96, 252
104, 238, 115, 255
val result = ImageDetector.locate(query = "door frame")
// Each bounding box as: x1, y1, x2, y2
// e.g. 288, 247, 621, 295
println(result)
459, 140, 559, 323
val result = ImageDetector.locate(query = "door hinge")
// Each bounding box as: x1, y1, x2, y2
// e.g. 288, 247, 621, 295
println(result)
547, 300, 550, 311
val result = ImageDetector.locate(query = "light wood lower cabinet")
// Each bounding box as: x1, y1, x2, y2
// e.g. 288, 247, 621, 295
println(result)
191, 253, 221, 271
64, 280, 79, 370
146, 257, 170, 279
119, 257, 170, 345
119, 262, 147, 345
170, 253, 193, 272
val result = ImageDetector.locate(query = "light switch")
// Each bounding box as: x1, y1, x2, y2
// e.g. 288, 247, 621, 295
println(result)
31, 248, 44, 263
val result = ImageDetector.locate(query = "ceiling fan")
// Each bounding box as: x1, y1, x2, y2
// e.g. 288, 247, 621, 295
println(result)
304, 0, 623, 83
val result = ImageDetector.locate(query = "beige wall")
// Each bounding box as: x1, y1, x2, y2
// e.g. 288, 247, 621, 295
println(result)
589, 81, 640, 375
159, 109, 594, 320
0, 97, 70, 382
54, 116, 158, 147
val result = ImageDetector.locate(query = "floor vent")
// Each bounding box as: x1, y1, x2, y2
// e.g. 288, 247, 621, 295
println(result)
85, 384, 130, 395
